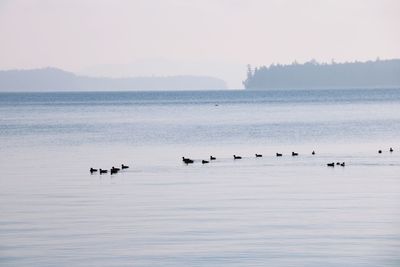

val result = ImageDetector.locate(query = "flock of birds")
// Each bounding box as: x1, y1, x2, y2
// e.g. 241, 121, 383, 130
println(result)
90, 147, 395, 174
182, 147, 396, 167
90, 164, 129, 175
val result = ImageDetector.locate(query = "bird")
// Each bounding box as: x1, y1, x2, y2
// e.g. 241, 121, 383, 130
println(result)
378, 150, 382, 154
99, 169, 108, 174
202, 160, 209, 164
182, 157, 194, 164
276, 153, 282, 157
210, 156, 216, 160
233, 155, 242, 159
111, 166, 120, 172
340, 162, 345, 167
292, 152, 298, 156
110, 168, 118, 175
312, 151, 315, 155
390, 147, 393, 152
336, 162, 341, 165
90, 168, 98, 174
255, 154, 262, 157
327, 162, 335, 167
121, 164, 129, 169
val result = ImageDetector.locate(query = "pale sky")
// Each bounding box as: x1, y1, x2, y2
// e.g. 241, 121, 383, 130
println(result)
0, 0, 399, 88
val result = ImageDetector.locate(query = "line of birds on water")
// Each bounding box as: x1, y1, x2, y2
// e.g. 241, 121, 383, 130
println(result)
90, 164, 129, 175
182, 147, 395, 167
89, 147, 395, 174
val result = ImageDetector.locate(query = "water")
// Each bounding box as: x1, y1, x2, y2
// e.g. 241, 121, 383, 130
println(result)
0, 89, 399, 267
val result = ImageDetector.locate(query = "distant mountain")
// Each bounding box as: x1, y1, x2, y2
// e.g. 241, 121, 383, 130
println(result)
0, 68, 227, 91
244, 59, 400, 90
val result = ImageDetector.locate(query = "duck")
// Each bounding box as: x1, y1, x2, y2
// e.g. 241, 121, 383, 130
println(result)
121, 164, 129, 169
292, 152, 298, 156
390, 147, 393, 152
276, 153, 282, 157
202, 160, 209, 164
90, 168, 98, 173
233, 155, 242, 159
378, 150, 382, 154
110, 168, 118, 175
99, 169, 108, 174
183, 158, 194, 164
327, 162, 335, 167
312, 151, 315, 155
111, 166, 120, 172
255, 154, 262, 157
340, 162, 345, 167
210, 156, 216, 160
336, 162, 341, 165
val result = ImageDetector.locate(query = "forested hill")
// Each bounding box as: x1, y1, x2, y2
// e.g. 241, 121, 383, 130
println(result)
243, 59, 400, 90
0, 68, 227, 91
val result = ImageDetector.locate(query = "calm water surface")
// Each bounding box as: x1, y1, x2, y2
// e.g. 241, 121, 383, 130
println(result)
0, 89, 400, 266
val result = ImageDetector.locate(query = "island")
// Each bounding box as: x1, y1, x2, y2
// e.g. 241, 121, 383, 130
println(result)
243, 59, 400, 90
0, 67, 227, 92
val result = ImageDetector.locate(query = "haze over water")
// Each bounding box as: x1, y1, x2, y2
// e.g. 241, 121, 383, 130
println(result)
1, 89, 400, 266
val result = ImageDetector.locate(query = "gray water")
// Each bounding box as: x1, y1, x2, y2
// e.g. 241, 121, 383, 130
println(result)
0, 89, 399, 267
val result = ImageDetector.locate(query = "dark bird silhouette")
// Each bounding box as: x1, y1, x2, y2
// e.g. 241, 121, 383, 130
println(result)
111, 166, 120, 172
182, 157, 194, 164
312, 151, 315, 155
378, 150, 382, 154
340, 162, 345, 167
110, 169, 118, 175
292, 152, 298, 156
276, 153, 282, 157
210, 156, 216, 160
336, 162, 341, 165
90, 168, 98, 174
99, 169, 108, 174
390, 147, 393, 152
255, 154, 262, 157
202, 160, 209, 164
233, 155, 242, 159
327, 162, 335, 167
121, 164, 129, 169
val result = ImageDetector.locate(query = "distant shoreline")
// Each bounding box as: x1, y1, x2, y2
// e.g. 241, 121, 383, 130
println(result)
244, 59, 400, 90
0, 67, 227, 92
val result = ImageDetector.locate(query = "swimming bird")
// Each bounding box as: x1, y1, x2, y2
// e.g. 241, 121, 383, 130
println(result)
292, 152, 298, 156
255, 154, 262, 157
110, 168, 118, 175
90, 168, 98, 173
233, 155, 242, 159
327, 162, 335, 167
378, 150, 382, 154
312, 151, 315, 155
210, 156, 216, 160
336, 162, 341, 165
111, 166, 120, 172
340, 162, 345, 167
121, 164, 129, 169
390, 147, 393, 152
276, 153, 282, 157
202, 160, 209, 164
99, 169, 108, 174
183, 157, 194, 164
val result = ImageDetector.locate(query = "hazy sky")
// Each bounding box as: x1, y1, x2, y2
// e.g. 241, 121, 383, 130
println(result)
0, 0, 399, 88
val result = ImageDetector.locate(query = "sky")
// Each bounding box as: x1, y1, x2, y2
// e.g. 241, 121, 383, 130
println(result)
0, 0, 399, 88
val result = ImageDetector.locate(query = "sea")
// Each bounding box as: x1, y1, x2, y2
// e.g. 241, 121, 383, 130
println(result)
0, 88, 399, 267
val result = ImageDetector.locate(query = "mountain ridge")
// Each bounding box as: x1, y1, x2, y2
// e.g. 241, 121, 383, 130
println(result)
0, 67, 227, 91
